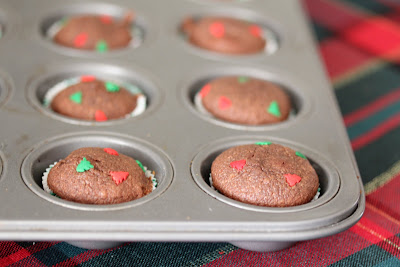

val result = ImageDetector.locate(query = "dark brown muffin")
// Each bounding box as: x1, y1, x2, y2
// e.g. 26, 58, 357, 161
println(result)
47, 147, 153, 205
182, 16, 266, 54
198, 76, 291, 125
211, 143, 319, 207
50, 78, 139, 121
53, 14, 133, 51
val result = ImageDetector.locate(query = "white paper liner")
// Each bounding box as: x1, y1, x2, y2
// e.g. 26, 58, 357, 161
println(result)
43, 77, 147, 119
47, 17, 144, 49
209, 174, 320, 203
42, 160, 157, 197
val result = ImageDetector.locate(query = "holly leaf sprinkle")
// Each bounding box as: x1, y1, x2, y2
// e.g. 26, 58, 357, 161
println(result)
95, 110, 108, 121
295, 151, 307, 159
105, 81, 120, 92
104, 148, 119, 156
237, 76, 249, 83
267, 101, 281, 117
230, 159, 246, 171
199, 84, 211, 98
136, 160, 146, 173
209, 21, 225, 38
110, 171, 129, 185
255, 141, 272, 146
218, 96, 232, 110
96, 40, 108, 53
284, 174, 302, 187
69, 91, 82, 104
76, 157, 94, 173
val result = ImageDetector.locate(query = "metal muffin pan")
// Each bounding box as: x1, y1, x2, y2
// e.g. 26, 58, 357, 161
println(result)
0, 0, 364, 252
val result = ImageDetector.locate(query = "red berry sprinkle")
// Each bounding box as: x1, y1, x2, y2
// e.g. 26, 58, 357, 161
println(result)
218, 96, 232, 110
249, 25, 262, 37
199, 84, 212, 98
74, 32, 88, 47
230, 159, 246, 171
95, 110, 108, 121
80, 75, 96, 82
104, 148, 119, 156
209, 21, 225, 38
100, 15, 112, 24
110, 171, 129, 185
284, 174, 302, 187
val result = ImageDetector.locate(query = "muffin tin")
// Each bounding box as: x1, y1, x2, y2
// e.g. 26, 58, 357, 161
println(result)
0, 0, 364, 251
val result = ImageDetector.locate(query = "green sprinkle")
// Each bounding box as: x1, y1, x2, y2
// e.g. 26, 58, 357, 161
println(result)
267, 101, 281, 117
69, 91, 82, 104
60, 17, 69, 25
96, 40, 108, 52
255, 141, 272, 146
105, 81, 120, 92
136, 160, 146, 173
76, 157, 94, 173
237, 76, 249, 83
296, 151, 307, 159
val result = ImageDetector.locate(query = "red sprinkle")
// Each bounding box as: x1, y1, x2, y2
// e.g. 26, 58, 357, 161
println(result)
209, 21, 225, 38
230, 159, 246, 171
249, 25, 262, 37
100, 15, 112, 24
104, 148, 119, 156
199, 84, 212, 98
80, 75, 96, 82
95, 110, 108, 121
74, 32, 88, 47
110, 171, 129, 185
218, 96, 232, 110
284, 174, 302, 187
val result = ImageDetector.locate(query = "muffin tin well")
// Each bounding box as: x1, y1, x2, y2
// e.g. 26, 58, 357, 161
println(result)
0, 0, 364, 252
21, 132, 173, 211
191, 136, 340, 213
180, 66, 311, 130
39, 2, 148, 56
26, 62, 162, 126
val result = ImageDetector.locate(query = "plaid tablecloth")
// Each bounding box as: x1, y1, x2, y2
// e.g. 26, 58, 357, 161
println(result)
1, 0, 400, 266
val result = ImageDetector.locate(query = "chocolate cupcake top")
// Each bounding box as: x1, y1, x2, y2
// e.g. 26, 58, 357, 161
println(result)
47, 147, 153, 205
47, 76, 144, 121
182, 16, 266, 54
211, 143, 319, 207
197, 76, 291, 125
52, 13, 134, 51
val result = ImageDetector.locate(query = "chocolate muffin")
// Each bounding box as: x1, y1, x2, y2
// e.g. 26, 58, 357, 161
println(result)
182, 16, 266, 54
46, 147, 153, 205
46, 76, 145, 121
52, 13, 134, 51
196, 76, 291, 125
211, 143, 319, 207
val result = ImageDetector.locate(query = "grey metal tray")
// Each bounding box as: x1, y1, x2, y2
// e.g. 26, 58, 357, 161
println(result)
0, 0, 364, 252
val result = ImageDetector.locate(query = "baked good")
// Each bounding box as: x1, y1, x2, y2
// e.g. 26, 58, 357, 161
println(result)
45, 76, 146, 121
195, 76, 291, 125
52, 13, 134, 51
211, 143, 319, 207
45, 147, 153, 205
182, 16, 266, 54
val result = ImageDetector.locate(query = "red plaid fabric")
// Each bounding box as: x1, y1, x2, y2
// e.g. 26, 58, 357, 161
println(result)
1, 0, 400, 266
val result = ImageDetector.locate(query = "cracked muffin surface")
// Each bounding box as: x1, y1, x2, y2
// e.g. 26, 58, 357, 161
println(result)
211, 143, 319, 207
